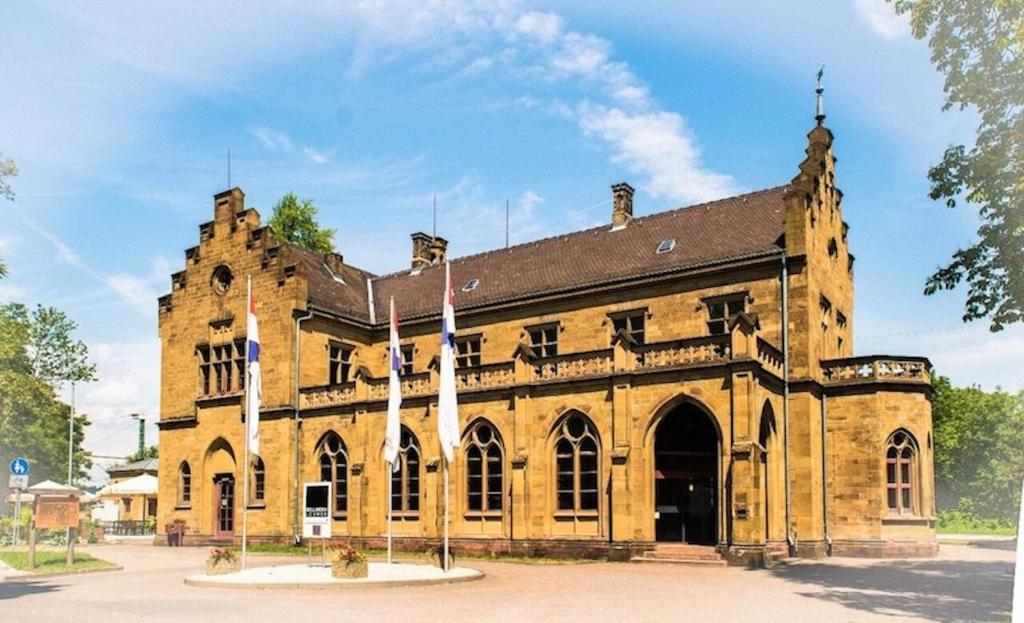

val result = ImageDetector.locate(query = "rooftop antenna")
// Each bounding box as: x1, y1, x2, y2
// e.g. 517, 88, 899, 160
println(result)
432, 193, 437, 238
505, 198, 510, 249
227, 149, 232, 188
815, 65, 826, 126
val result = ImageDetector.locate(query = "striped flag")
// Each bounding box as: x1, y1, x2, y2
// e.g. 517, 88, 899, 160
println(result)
246, 283, 261, 457
437, 261, 460, 462
384, 297, 401, 471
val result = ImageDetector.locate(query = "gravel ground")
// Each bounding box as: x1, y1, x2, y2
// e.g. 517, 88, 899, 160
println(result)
0, 542, 1016, 622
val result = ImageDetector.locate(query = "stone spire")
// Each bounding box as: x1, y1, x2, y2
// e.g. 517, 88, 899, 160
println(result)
815, 65, 825, 126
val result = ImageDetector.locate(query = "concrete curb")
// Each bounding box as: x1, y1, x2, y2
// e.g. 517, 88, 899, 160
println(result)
184, 567, 485, 590
3, 565, 123, 582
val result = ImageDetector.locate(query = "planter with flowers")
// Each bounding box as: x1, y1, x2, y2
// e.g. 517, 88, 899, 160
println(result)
206, 548, 240, 575
328, 543, 367, 579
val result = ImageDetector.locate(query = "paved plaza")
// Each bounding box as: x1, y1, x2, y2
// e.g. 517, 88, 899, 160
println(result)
0, 543, 1016, 622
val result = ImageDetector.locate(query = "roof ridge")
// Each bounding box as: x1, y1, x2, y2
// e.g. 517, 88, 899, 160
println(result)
369, 184, 789, 283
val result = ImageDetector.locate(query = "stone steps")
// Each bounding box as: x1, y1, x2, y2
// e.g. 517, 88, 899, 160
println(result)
631, 544, 726, 566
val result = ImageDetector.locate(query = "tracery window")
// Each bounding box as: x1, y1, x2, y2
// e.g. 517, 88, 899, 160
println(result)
317, 433, 348, 516
886, 430, 919, 515
466, 421, 503, 512
554, 413, 600, 513
198, 339, 245, 396
391, 427, 421, 515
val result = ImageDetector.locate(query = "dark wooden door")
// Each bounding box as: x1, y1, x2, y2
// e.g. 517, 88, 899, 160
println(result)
213, 474, 235, 538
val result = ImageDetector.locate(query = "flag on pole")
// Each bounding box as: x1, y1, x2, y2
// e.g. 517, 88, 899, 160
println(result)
437, 261, 460, 462
246, 284, 261, 457
384, 297, 401, 472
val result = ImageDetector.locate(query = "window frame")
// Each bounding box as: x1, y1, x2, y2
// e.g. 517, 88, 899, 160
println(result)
885, 430, 920, 516
552, 413, 601, 516
177, 461, 192, 508
316, 433, 349, 518
400, 344, 414, 376
197, 338, 246, 397
455, 335, 482, 368
249, 455, 266, 507
465, 421, 504, 515
391, 427, 421, 518
703, 293, 747, 335
609, 309, 647, 345
527, 323, 559, 358
328, 342, 354, 385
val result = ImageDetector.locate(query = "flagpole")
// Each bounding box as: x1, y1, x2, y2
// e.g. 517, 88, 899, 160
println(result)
241, 275, 251, 570
387, 461, 393, 564
443, 454, 450, 573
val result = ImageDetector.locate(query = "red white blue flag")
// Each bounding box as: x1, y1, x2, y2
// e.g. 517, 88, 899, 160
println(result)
437, 261, 460, 462
246, 283, 261, 457
384, 297, 401, 471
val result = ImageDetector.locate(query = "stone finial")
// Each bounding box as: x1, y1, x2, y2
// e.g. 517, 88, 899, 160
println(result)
411, 232, 432, 272
611, 182, 634, 229
815, 65, 825, 126
214, 187, 245, 222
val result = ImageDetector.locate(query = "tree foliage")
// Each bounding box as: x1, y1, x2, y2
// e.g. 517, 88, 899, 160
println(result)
125, 445, 158, 463
931, 374, 1024, 523
0, 151, 15, 202
893, 1, 1024, 330
0, 304, 94, 485
267, 193, 336, 254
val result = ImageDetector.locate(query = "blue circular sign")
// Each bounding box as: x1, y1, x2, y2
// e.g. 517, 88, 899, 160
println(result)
9, 457, 30, 476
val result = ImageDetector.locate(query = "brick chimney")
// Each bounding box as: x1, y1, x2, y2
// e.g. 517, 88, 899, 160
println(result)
429, 236, 448, 265
411, 232, 432, 272
323, 252, 344, 275
214, 187, 245, 222
611, 182, 634, 229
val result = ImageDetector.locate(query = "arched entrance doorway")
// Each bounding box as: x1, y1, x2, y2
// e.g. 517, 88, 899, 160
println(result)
205, 438, 236, 540
654, 402, 719, 544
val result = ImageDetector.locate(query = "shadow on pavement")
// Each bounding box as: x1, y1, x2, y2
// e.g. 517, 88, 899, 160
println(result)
973, 539, 1016, 551
0, 580, 61, 600
768, 558, 1015, 622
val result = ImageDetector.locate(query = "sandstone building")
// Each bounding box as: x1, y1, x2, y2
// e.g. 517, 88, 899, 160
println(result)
156, 105, 936, 565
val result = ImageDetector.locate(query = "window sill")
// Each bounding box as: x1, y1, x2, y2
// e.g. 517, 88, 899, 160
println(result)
247, 503, 266, 510
388, 513, 420, 521
195, 392, 243, 407
882, 515, 932, 526
331, 513, 348, 521
174, 504, 192, 511
553, 510, 599, 520
463, 511, 503, 520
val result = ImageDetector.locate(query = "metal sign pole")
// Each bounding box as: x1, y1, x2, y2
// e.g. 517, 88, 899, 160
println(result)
12, 491, 21, 547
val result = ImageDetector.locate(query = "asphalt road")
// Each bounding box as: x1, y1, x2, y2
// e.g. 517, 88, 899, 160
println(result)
0, 542, 1016, 622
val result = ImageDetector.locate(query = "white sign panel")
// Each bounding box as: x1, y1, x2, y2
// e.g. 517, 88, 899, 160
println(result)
8, 474, 28, 490
302, 482, 332, 539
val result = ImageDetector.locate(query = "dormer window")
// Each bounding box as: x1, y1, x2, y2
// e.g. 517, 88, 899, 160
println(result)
656, 238, 676, 254
462, 278, 480, 292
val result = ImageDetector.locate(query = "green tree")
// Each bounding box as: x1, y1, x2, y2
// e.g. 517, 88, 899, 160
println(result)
893, 1, 1024, 331
22, 304, 97, 385
0, 303, 95, 485
0, 150, 15, 277
931, 374, 1024, 523
125, 445, 158, 463
267, 193, 336, 253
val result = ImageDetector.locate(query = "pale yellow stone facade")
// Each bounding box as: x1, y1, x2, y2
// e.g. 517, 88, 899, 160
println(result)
156, 120, 936, 564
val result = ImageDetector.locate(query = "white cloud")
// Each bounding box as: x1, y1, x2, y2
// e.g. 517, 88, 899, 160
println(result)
578, 103, 738, 204
512, 11, 564, 43
853, 0, 910, 39
249, 125, 293, 151
303, 146, 329, 164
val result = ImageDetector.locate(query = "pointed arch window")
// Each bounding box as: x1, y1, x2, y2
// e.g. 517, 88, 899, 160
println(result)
554, 413, 600, 513
317, 433, 348, 516
249, 456, 265, 505
391, 427, 421, 515
466, 421, 503, 513
886, 430, 919, 515
178, 461, 192, 506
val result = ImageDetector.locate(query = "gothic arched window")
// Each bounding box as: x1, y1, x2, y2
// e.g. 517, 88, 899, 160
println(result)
886, 430, 919, 515
178, 461, 191, 505
249, 456, 265, 505
466, 421, 503, 512
391, 427, 421, 514
554, 413, 600, 513
317, 433, 348, 516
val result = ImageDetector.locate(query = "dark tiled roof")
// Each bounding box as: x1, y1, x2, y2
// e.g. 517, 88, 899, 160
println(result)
287, 244, 376, 322
301, 186, 788, 323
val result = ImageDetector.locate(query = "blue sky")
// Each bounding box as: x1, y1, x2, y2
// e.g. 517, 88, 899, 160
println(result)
2, 1, 1019, 482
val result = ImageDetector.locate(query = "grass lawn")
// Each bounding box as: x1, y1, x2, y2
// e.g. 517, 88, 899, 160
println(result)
0, 549, 116, 574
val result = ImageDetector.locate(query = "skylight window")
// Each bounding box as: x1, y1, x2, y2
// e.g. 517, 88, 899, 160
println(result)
462, 278, 480, 292
656, 238, 676, 254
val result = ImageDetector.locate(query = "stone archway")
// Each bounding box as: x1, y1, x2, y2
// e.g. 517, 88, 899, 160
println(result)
759, 401, 778, 542
204, 438, 236, 539
653, 402, 719, 545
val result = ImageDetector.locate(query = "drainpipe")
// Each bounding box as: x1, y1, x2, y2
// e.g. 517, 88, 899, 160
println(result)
822, 394, 832, 555
781, 253, 795, 556
293, 309, 314, 544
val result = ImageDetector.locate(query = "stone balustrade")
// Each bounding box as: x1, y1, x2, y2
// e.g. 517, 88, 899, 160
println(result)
297, 333, 779, 410
634, 335, 730, 370
821, 356, 932, 385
